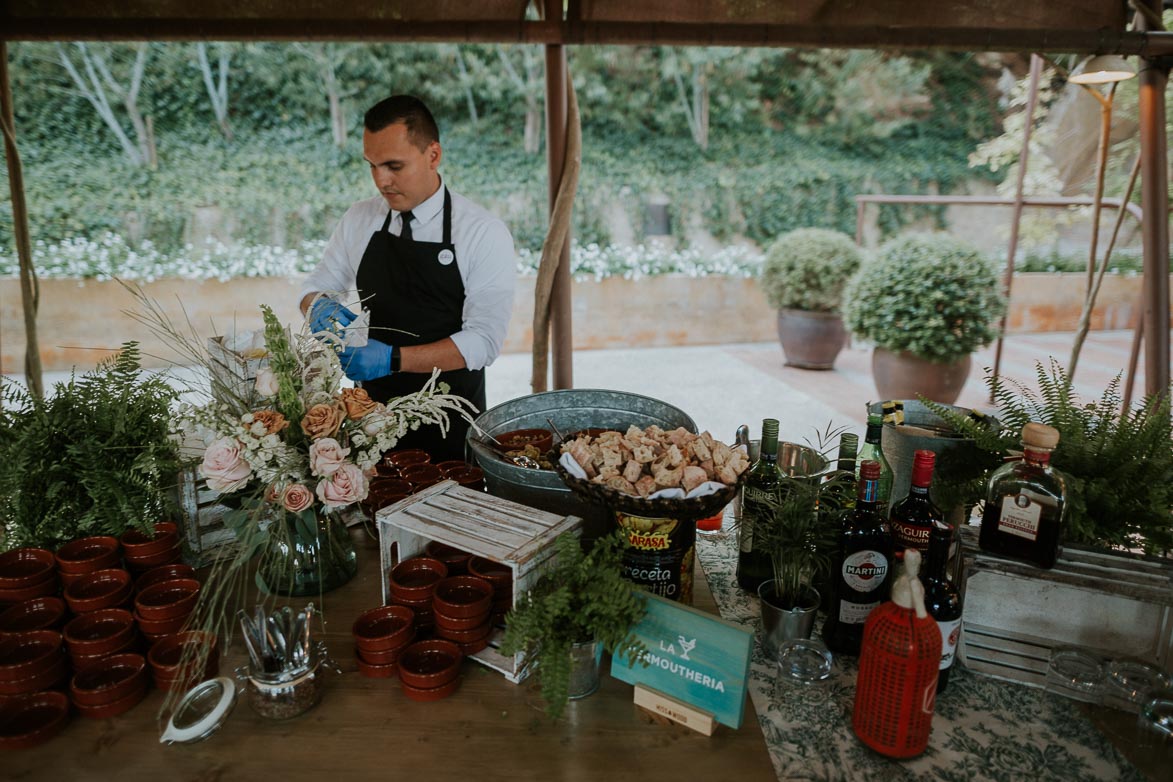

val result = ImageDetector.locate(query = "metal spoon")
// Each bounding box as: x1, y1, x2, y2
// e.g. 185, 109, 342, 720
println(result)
546, 417, 567, 444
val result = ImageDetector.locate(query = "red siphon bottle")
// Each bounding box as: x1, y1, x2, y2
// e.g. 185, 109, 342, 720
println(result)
888, 450, 942, 559
852, 549, 942, 759
921, 520, 962, 694
979, 423, 1068, 569
822, 460, 893, 656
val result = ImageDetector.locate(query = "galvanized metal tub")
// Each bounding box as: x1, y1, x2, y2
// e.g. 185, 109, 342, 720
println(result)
467, 389, 697, 541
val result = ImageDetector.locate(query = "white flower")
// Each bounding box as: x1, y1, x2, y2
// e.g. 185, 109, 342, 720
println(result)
255, 368, 280, 397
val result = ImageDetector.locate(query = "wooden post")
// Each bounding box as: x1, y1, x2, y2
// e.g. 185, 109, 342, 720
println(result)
0, 41, 43, 399
545, 0, 573, 390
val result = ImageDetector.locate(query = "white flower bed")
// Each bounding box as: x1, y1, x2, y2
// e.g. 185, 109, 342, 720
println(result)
0, 233, 765, 281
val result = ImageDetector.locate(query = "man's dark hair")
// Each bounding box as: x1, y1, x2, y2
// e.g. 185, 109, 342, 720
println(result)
364, 95, 440, 149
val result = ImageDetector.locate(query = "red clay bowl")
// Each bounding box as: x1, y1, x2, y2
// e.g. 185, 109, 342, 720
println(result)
369, 477, 413, 497
70, 636, 139, 672
0, 691, 70, 749
445, 466, 485, 490
0, 575, 60, 606
397, 639, 462, 690
0, 597, 67, 634
433, 608, 490, 632
55, 536, 121, 575
119, 522, 180, 560
0, 653, 68, 696
134, 609, 193, 637
495, 428, 553, 454
63, 568, 133, 614
70, 652, 148, 707
74, 679, 148, 719
134, 563, 197, 593
0, 630, 64, 682
432, 576, 492, 620
356, 644, 405, 666
0, 548, 57, 590
467, 557, 513, 590
434, 622, 492, 645
123, 543, 183, 570
456, 636, 489, 656
64, 608, 136, 656
424, 542, 472, 575
389, 557, 448, 602
383, 449, 431, 470
355, 656, 398, 679
400, 464, 443, 489
352, 605, 416, 653
435, 460, 470, 476
148, 630, 218, 676
134, 578, 200, 621
400, 674, 461, 702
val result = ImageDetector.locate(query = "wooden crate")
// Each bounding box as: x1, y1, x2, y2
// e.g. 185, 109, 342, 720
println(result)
207, 335, 268, 399
376, 480, 583, 683
172, 466, 240, 567
958, 526, 1173, 688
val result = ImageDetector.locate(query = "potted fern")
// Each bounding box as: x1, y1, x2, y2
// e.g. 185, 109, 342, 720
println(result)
499, 530, 647, 718
759, 228, 863, 370
843, 232, 1005, 404
0, 343, 182, 550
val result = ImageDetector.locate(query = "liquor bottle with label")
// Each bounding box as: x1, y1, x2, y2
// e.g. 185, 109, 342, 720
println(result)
823, 432, 859, 514
979, 423, 1068, 568
822, 460, 894, 656
889, 450, 941, 558
736, 418, 780, 592
921, 520, 962, 693
857, 413, 893, 514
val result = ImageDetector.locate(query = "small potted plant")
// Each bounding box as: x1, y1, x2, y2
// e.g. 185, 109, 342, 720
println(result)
499, 530, 647, 719
842, 232, 1005, 404
759, 228, 864, 370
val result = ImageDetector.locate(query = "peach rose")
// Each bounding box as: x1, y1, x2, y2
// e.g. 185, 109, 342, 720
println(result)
308, 437, 351, 478
315, 463, 368, 510
282, 483, 315, 513
264, 483, 283, 504
340, 387, 379, 420
301, 402, 345, 440
200, 437, 252, 493
255, 368, 280, 397
252, 409, 289, 435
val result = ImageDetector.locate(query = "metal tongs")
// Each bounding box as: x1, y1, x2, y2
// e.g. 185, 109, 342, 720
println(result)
238, 603, 320, 680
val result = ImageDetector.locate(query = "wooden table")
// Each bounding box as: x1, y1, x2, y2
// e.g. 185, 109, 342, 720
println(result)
6, 530, 778, 781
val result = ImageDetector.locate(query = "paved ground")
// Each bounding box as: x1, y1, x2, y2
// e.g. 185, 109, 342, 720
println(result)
9, 329, 1151, 449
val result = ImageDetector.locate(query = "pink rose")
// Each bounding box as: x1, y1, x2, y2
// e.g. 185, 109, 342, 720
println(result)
282, 484, 315, 513
200, 437, 253, 493
315, 463, 368, 510
308, 437, 351, 478
255, 368, 280, 397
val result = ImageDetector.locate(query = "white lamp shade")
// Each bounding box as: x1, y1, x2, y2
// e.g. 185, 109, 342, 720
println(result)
1069, 54, 1136, 85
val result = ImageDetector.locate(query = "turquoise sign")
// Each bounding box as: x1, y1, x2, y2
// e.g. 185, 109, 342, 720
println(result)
611, 593, 753, 729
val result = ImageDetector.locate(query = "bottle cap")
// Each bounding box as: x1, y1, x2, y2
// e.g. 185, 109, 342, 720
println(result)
910, 450, 936, 486
1022, 422, 1060, 450
866, 412, 882, 426
859, 460, 881, 480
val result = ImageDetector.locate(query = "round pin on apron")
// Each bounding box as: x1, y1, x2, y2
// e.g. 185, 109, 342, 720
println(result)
438, 249, 455, 265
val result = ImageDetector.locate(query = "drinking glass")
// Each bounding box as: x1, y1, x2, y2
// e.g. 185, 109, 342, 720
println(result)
776, 637, 833, 683
1103, 658, 1171, 713
1045, 646, 1103, 704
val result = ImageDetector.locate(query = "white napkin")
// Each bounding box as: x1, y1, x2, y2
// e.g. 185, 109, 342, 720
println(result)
343, 309, 371, 349
558, 452, 728, 499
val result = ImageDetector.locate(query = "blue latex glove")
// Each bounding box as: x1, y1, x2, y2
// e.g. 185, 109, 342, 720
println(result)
339, 339, 394, 382
308, 298, 356, 336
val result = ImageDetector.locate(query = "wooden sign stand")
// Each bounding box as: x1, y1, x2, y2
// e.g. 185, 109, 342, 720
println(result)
633, 684, 717, 736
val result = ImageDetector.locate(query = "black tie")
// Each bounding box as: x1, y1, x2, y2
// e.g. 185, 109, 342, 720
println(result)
399, 210, 414, 241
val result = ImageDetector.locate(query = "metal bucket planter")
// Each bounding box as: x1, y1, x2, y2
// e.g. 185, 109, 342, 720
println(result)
567, 640, 604, 700
758, 582, 820, 658
467, 389, 696, 542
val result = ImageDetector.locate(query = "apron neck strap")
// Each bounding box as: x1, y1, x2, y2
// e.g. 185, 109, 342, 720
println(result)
441, 187, 452, 245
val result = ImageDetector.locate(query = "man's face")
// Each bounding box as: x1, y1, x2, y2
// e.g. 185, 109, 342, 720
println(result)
363, 122, 442, 212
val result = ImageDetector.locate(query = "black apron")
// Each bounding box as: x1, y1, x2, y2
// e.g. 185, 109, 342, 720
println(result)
354, 188, 485, 462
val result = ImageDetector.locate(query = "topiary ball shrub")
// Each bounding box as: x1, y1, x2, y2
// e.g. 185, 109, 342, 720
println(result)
843, 232, 1006, 363
759, 228, 864, 313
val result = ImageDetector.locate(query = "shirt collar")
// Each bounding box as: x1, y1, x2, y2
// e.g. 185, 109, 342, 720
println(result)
396, 178, 444, 227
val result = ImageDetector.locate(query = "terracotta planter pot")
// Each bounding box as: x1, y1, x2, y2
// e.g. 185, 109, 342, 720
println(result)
871, 348, 972, 405
776, 309, 848, 370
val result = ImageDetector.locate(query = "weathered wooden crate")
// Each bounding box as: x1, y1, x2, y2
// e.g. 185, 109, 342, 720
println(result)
376, 480, 583, 683
172, 466, 241, 567
207, 335, 268, 399
958, 526, 1173, 688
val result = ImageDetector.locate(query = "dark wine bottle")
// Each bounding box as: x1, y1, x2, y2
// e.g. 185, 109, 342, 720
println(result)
889, 449, 942, 559
822, 460, 894, 655
736, 418, 779, 592
921, 520, 962, 693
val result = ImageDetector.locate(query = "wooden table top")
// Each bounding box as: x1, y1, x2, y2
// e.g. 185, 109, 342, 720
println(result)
5, 530, 778, 782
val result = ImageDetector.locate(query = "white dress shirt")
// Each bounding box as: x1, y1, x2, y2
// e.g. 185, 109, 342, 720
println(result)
300, 183, 517, 372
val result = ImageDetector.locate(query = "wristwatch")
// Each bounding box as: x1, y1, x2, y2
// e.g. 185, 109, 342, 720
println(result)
390, 346, 402, 373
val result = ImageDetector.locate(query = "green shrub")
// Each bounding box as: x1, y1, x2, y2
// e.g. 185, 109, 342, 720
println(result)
759, 228, 862, 312
843, 232, 1005, 362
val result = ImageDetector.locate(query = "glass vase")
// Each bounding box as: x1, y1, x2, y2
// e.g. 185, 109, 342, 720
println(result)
259, 508, 357, 597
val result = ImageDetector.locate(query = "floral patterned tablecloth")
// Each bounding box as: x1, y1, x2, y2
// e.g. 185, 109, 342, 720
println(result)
694, 530, 1145, 782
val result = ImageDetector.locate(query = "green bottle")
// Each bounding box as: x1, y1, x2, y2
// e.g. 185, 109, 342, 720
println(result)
736, 418, 780, 593
857, 413, 893, 514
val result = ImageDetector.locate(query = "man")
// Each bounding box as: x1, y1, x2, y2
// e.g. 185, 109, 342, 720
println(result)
300, 95, 516, 461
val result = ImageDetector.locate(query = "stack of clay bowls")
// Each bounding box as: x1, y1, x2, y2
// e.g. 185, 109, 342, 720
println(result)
437, 461, 485, 492
0, 630, 69, 697
388, 557, 448, 631
363, 478, 413, 523
396, 638, 463, 702
147, 630, 219, 691
425, 541, 471, 576
468, 557, 514, 624
0, 691, 70, 749
0, 548, 59, 606
55, 536, 121, 591
69, 652, 149, 719
119, 522, 183, 576
134, 577, 201, 643
432, 576, 494, 655
352, 605, 416, 678
0, 597, 66, 634
63, 568, 133, 616
63, 609, 139, 671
